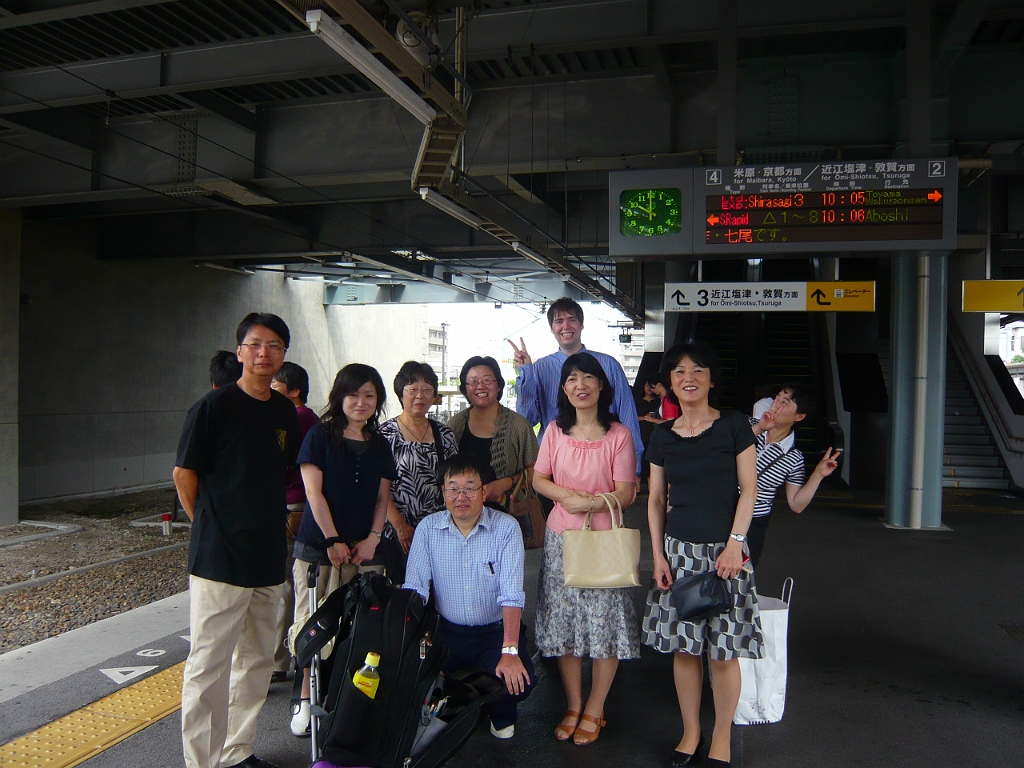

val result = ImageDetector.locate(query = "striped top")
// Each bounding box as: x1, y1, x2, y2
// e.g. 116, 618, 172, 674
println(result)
749, 416, 806, 518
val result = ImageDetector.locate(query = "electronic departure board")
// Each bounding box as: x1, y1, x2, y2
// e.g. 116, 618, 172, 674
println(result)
608, 160, 958, 257
692, 159, 958, 254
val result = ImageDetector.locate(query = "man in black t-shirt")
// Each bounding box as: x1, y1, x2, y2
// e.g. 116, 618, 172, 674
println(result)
174, 313, 300, 768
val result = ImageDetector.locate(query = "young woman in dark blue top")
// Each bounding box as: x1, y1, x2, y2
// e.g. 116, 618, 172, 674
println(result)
288, 363, 397, 736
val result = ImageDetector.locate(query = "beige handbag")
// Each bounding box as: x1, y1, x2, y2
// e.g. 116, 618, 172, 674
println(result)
562, 492, 642, 588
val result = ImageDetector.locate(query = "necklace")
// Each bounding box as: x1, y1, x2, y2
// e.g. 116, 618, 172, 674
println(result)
399, 414, 430, 443
578, 422, 601, 442
678, 412, 714, 438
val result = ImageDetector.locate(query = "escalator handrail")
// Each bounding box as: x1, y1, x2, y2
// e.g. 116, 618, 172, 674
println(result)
947, 309, 1024, 455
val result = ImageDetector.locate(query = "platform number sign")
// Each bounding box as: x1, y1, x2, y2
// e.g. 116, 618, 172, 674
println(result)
705, 169, 722, 185
928, 160, 946, 177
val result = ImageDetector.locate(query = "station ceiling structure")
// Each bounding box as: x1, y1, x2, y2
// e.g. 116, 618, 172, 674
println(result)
2, 0, 1024, 323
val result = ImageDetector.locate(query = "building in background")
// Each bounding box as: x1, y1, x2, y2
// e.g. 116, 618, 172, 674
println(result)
618, 326, 645, 385
999, 318, 1024, 394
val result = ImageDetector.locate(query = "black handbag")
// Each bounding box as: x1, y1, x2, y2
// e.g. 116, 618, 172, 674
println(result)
669, 570, 732, 622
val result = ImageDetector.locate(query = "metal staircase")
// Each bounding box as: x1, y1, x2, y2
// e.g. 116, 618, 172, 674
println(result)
944, 346, 1011, 489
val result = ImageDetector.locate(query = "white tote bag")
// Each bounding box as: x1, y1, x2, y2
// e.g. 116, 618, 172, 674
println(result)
734, 577, 793, 725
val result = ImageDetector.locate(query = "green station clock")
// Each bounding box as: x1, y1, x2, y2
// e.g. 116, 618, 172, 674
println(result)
620, 188, 682, 237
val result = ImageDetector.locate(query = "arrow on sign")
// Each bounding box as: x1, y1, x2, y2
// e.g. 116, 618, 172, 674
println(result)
100, 666, 158, 685
671, 290, 689, 306
1018, 286, 1024, 307
811, 289, 832, 306
927, 190, 942, 202
707, 214, 720, 226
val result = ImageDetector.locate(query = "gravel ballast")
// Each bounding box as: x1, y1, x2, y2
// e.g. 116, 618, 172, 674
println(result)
0, 488, 191, 655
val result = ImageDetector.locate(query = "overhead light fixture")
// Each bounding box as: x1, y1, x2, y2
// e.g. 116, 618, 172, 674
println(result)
419, 187, 483, 229
510, 241, 547, 266
306, 10, 436, 126
195, 180, 276, 206
196, 261, 254, 276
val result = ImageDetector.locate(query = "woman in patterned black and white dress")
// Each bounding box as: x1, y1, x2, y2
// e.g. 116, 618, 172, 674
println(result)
379, 361, 458, 579
642, 342, 760, 768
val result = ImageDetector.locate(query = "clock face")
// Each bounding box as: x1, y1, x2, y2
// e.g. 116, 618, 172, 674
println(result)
620, 188, 682, 237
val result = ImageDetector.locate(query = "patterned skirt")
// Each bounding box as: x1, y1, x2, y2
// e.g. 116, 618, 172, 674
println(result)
535, 527, 641, 660
641, 535, 763, 661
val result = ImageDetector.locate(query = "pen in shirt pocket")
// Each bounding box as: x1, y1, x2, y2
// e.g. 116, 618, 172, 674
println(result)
487, 561, 495, 574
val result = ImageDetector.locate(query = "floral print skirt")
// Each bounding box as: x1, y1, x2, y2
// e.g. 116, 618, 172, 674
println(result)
535, 527, 641, 660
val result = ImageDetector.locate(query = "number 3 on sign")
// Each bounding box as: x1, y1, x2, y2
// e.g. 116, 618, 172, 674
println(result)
697, 289, 709, 307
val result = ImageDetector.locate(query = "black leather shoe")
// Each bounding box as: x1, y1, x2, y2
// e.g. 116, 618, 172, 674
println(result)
669, 734, 705, 767
224, 756, 281, 768
705, 758, 730, 768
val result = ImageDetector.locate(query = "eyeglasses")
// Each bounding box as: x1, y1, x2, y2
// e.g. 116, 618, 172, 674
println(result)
404, 386, 435, 397
444, 486, 481, 498
240, 341, 286, 353
465, 378, 497, 388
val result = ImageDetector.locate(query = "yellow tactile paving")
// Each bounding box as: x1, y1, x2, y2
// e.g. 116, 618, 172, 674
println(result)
0, 661, 185, 768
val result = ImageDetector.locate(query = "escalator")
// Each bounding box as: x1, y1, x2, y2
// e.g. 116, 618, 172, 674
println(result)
686, 258, 835, 461
692, 310, 831, 453
690, 312, 743, 409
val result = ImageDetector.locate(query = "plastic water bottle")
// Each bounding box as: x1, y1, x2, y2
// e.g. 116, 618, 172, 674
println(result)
352, 652, 381, 699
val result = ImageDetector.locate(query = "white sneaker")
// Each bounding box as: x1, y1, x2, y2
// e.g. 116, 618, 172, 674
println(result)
489, 721, 515, 739
290, 700, 310, 736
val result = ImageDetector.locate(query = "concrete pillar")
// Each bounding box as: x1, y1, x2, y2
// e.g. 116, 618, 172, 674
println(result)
887, 1, 947, 528
887, 254, 947, 527
0, 209, 20, 526
716, 0, 737, 167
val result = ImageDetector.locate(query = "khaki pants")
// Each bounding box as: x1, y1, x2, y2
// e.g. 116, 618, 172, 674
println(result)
273, 505, 303, 673
182, 575, 283, 768
288, 559, 382, 656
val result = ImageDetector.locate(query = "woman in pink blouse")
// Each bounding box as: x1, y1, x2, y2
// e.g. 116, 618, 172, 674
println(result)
533, 352, 639, 747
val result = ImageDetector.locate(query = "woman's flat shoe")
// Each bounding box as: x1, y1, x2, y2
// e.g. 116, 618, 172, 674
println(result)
573, 712, 606, 746
705, 758, 730, 767
554, 710, 581, 741
669, 733, 705, 767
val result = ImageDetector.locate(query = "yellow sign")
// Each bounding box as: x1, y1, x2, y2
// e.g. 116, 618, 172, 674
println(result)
962, 280, 1024, 312
804, 281, 876, 312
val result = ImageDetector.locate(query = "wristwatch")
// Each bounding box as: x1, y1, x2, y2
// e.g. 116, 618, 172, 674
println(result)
370, 529, 383, 539
729, 533, 747, 543
501, 645, 519, 656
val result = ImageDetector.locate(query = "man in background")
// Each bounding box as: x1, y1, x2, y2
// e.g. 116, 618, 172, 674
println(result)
269, 362, 320, 685
510, 297, 643, 474
209, 350, 242, 389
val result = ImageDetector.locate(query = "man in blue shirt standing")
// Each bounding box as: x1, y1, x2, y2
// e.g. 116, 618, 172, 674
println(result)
404, 454, 535, 740
509, 297, 643, 473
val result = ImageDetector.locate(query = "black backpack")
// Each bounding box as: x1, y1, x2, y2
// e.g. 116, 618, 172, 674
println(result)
294, 572, 504, 768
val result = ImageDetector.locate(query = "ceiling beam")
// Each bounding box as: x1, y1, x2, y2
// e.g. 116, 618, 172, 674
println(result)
0, 32, 352, 115
0, 0, 171, 30
178, 90, 256, 133
933, 1, 990, 82
0, 108, 100, 150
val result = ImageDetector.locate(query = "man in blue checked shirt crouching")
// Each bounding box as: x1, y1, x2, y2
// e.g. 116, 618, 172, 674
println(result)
403, 454, 535, 740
